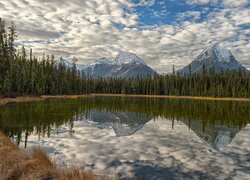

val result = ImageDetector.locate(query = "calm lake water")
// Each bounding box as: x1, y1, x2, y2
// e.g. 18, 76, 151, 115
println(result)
0, 97, 250, 179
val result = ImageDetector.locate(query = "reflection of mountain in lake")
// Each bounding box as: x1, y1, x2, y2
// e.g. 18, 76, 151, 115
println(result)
179, 119, 242, 149
83, 110, 153, 136
1, 97, 249, 151
83, 109, 244, 149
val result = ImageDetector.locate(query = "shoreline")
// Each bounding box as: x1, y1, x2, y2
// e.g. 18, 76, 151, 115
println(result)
90, 94, 250, 102
0, 95, 89, 106
0, 94, 250, 106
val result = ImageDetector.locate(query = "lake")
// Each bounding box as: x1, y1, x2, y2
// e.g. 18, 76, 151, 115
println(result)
0, 96, 249, 179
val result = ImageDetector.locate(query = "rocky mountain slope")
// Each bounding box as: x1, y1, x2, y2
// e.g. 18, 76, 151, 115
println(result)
178, 44, 249, 75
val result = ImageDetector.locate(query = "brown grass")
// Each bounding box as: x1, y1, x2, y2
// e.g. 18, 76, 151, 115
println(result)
31, 147, 55, 168
0, 96, 44, 106
0, 95, 89, 106
90, 93, 250, 102
0, 132, 107, 180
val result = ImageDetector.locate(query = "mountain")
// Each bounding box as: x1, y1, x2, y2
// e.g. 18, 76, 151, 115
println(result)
178, 44, 249, 75
57, 51, 156, 78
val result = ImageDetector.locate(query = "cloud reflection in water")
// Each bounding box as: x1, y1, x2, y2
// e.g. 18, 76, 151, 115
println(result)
24, 111, 250, 180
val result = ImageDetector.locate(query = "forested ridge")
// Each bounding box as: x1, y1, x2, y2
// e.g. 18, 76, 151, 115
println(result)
1, 19, 250, 98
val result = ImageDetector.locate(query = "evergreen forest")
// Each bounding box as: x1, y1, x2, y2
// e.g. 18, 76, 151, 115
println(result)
1, 19, 250, 98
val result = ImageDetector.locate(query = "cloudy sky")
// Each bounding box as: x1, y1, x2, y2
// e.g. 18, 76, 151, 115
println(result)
0, 0, 249, 73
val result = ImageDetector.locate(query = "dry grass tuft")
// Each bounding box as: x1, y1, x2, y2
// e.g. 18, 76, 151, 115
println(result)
0, 132, 19, 149
31, 147, 54, 168
60, 168, 103, 180
0, 132, 107, 180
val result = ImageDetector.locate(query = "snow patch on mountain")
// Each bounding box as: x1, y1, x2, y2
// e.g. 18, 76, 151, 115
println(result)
89, 57, 114, 65
115, 51, 146, 65
213, 44, 232, 62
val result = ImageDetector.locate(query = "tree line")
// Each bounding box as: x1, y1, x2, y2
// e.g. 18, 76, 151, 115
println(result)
1, 19, 250, 98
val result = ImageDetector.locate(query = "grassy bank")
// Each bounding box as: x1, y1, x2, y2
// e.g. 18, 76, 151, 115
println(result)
0, 132, 105, 180
90, 94, 250, 102
1, 94, 250, 106
0, 95, 89, 106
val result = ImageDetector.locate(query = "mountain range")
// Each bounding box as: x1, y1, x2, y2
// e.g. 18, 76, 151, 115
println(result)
57, 44, 248, 78
57, 51, 156, 78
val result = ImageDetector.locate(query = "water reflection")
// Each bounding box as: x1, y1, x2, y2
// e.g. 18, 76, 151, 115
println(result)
181, 119, 242, 149
0, 97, 250, 179
85, 110, 153, 137
0, 97, 249, 149
24, 120, 250, 180
81, 109, 242, 150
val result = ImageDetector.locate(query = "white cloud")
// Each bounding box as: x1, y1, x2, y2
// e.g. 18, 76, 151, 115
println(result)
176, 11, 201, 21
222, 0, 249, 8
0, 0, 249, 73
136, 0, 156, 7
186, 0, 212, 5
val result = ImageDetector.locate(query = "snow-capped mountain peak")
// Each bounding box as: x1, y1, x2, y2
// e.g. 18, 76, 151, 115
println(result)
115, 51, 146, 65
210, 43, 232, 62
178, 43, 249, 75
197, 43, 233, 63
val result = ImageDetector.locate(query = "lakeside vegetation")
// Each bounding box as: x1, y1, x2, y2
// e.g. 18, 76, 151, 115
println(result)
0, 18, 250, 98
0, 95, 89, 106
0, 132, 103, 180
